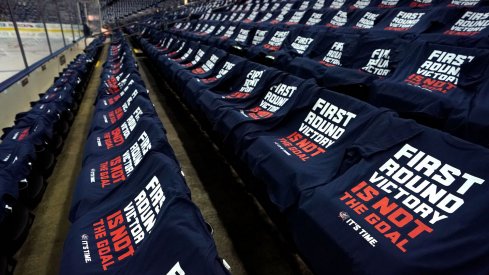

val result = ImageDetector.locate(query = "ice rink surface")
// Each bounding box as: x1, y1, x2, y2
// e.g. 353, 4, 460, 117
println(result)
0, 29, 78, 83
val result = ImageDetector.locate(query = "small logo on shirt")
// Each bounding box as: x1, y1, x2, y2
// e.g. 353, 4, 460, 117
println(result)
339, 211, 350, 221
81, 234, 92, 263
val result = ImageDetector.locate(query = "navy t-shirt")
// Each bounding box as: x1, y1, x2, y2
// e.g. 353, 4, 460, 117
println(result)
103, 57, 137, 74
283, 9, 308, 25
187, 49, 229, 79
242, 10, 262, 23
160, 40, 194, 61
174, 49, 228, 93
289, 34, 410, 88
246, 25, 272, 49
89, 95, 155, 133
205, 23, 241, 48
323, 9, 354, 29
157, 41, 199, 72
95, 83, 149, 111
83, 114, 169, 163
0, 142, 36, 223
419, 7, 489, 47
108, 196, 230, 275
372, 8, 435, 34
12, 106, 59, 129
99, 66, 141, 87
100, 59, 138, 79
347, 0, 375, 9
195, 63, 285, 126
324, 34, 409, 85
212, 24, 255, 50
401, 0, 445, 8
212, 76, 317, 148
334, 35, 407, 81
198, 22, 231, 43
300, 9, 334, 26
240, 88, 408, 211
146, 35, 177, 57
461, 79, 489, 148
55, 71, 81, 87
168, 45, 216, 80
368, 0, 413, 8
193, 22, 220, 37
98, 71, 145, 96
61, 153, 228, 274
37, 86, 76, 110
184, 54, 247, 93
254, 10, 280, 24
269, 2, 298, 24
288, 121, 489, 274
445, 0, 485, 8
246, 26, 298, 59
70, 124, 175, 221
16, 102, 64, 125
160, 39, 189, 57
369, 41, 489, 135
2, 116, 55, 147
265, 28, 319, 68
183, 55, 247, 110
285, 31, 361, 78
339, 8, 389, 33
102, 57, 138, 74
226, 24, 256, 48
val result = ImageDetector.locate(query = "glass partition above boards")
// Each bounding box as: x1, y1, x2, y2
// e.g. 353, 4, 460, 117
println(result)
0, 0, 98, 86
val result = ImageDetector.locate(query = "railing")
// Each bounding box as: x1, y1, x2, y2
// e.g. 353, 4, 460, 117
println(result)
0, 0, 102, 90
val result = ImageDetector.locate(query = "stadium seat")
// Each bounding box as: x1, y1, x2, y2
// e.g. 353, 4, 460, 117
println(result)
288, 119, 489, 274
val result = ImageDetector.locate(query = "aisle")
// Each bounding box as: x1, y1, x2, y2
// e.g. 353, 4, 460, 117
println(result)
13, 43, 108, 275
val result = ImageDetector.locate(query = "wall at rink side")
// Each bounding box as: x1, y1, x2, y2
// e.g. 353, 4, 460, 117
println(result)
0, 39, 87, 130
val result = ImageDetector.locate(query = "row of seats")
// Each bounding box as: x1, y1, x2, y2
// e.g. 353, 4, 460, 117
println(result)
0, 37, 103, 275
130, 0, 489, 273
59, 32, 231, 275
178, 0, 489, 23
140, 0, 489, 148
192, 7, 489, 43
102, 0, 165, 23
227, 0, 487, 11
131, 0, 236, 27
0, 0, 79, 24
